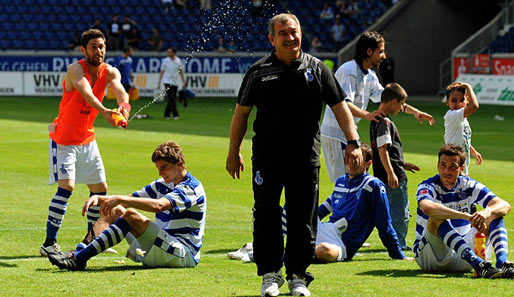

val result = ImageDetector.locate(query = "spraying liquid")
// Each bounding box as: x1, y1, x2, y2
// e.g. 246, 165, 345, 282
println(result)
128, 0, 278, 122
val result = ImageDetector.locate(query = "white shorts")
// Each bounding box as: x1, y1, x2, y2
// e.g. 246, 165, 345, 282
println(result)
321, 135, 347, 183
48, 138, 106, 185
416, 228, 476, 272
316, 218, 347, 261
126, 221, 197, 268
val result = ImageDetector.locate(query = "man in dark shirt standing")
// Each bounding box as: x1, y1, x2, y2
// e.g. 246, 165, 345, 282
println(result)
226, 13, 362, 297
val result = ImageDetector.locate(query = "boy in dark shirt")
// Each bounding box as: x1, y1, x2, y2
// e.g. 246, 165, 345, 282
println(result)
370, 82, 420, 251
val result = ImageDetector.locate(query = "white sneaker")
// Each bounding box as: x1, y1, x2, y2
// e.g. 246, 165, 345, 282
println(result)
261, 270, 284, 297
287, 274, 311, 296
227, 243, 253, 262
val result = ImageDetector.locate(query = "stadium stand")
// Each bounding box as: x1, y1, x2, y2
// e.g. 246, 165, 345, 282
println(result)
0, 0, 391, 52
488, 26, 514, 53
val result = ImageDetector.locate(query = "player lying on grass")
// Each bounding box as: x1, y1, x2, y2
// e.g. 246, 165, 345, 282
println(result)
414, 144, 514, 278
231, 143, 414, 263
43, 140, 206, 270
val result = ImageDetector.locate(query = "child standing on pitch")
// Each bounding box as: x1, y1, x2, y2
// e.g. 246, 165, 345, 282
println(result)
444, 82, 481, 176
370, 83, 421, 251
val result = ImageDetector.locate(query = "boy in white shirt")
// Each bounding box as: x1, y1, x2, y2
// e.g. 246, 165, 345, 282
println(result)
444, 82, 482, 175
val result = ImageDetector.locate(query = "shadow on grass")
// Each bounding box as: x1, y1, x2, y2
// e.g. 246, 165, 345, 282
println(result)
0, 255, 41, 260
205, 248, 238, 254
37, 264, 196, 273
0, 255, 42, 267
0, 262, 17, 268
357, 268, 469, 278
0, 255, 41, 268
355, 248, 392, 254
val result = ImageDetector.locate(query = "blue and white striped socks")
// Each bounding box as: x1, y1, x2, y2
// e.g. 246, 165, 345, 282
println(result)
75, 217, 131, 264
489, 218, 509, 267
86, 191, 106, 231
438, 220, 482, 270
45, 187, 71, 243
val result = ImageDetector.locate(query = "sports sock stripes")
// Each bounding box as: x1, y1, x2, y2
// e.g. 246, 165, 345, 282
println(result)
489, 218, 509, 267
75, 217, 131, 264
86, 191, 106, 231
46, 187, 72, 242
438, 220, 482, 270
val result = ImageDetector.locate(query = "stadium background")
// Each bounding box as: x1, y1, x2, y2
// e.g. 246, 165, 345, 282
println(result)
1, 0, 513, 100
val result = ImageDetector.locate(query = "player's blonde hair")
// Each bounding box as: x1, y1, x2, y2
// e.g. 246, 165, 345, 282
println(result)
152, 141, 186, 166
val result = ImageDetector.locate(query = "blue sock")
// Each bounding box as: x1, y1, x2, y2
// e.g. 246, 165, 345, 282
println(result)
74, 242, 87, 252
489, 218, 509, 267
46, 187, 72, 242
86, 191, 106, 231
438, 220, 482, 270
74, 217, 131, 264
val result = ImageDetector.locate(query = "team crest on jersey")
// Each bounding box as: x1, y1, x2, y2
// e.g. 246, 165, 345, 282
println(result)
304, 68, 313, 82
255, 171, 263, 185
419, 189, 428, 195
262, 74, 278, 82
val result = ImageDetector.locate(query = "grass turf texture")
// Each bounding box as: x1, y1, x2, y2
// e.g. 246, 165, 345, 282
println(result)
0, 96, 513, 296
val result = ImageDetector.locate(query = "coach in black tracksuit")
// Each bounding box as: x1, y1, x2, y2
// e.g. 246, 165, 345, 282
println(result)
226, 13, 362, 295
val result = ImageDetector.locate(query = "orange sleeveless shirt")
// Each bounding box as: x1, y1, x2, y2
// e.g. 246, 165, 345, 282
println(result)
49, 60, 108, 145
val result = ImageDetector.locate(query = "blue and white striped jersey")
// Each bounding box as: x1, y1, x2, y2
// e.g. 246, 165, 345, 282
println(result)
132, 172, 206, 264
319, 172, 404, 260
413, 174, 496, 257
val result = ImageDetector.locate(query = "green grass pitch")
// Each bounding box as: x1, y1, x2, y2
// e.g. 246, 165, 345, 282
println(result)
0, 96, 513, 296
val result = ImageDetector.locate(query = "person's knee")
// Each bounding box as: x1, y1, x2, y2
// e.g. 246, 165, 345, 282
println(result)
121, 209, 150, 237
426, 218, 444, 237
58, 180, 75, 192
315, 242, 338, 262
89, 182, 108, 193
121, 208, 142, 222
103, 205, 126, 224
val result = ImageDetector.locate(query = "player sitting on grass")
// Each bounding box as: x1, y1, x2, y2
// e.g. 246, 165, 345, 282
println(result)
314, 142, 414, 263
414, 144, 514, 278
232, 143, 414, 263
43, 140, 206, 270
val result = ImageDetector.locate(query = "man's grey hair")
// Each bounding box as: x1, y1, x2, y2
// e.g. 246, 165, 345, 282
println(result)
268, 13, 301, 36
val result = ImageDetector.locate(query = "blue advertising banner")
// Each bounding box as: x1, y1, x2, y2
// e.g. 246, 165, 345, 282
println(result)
0, 55, 260, 73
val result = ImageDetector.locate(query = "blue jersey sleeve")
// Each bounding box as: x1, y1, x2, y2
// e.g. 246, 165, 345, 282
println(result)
132, 179, 160, 198
318, 196, 332, 220
416, 182, 436, 205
